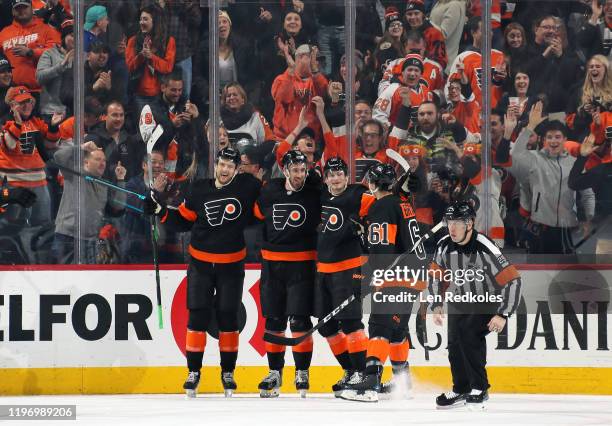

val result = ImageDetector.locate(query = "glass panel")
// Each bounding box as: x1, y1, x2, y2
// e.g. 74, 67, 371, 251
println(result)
0, 0, 74, 264
488, 0, 609, 262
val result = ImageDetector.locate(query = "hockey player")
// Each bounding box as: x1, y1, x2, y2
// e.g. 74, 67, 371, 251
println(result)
340, 164, 426, 402
144, 147, 261, 398
316, 156, 375, 396
254, 150, 321, 397
429, 201, 522, 409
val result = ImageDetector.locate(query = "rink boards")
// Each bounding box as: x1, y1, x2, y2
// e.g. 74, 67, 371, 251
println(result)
0, 264, 611, 395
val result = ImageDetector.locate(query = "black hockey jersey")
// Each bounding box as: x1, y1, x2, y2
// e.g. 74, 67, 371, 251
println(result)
254, 175, 322, 261
317, 184, 375, 272
366, 194, 428, 291
162, 173, 261, 263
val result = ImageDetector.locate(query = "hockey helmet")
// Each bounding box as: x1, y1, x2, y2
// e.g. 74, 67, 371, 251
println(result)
366, 163, 396, 191
323, 156, 348, 176
217, 147, 241, 166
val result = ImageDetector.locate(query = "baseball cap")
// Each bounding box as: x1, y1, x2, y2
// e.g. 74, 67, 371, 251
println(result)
89, 40, 111, 54
12, 0, 31, 8
294, 44, 311, 58
0, 55, 12, 72
84, 5, 108, 31
5, 86, 34, 104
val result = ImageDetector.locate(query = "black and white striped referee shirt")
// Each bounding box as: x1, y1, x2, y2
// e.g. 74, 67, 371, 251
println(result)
427, 230, 522, 317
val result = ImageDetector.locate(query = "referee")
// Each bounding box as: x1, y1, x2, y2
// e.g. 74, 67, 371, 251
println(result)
428, 201, 522, 409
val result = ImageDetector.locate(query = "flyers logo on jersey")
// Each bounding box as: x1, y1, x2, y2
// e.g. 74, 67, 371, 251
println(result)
273, 203, 307, 230
321, 206, 344, 232
204, 198, 242, 226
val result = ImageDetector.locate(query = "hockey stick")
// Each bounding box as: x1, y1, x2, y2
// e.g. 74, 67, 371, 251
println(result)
386, 148, 410, 173
50, 162, 146, 200
139, 105, 165, 330
263, 294, 357, 346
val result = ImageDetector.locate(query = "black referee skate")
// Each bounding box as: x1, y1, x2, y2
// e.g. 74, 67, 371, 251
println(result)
332, 369, 353, 398
221, 371, 237, 397
466, 389, 489, 410
294, 370, 309, 398
183, 371, 201, 399
339, 373, 380, 403
258, 370, 282, 398
436, 390, 468, 409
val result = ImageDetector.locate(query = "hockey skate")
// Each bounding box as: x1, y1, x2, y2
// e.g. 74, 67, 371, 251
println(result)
435, 390, 468, 409
258, 370, 282, 398
339, 373, 380, 403
466, 389, 489, 411
294, 370, 309, 398
378, 367, 413, 400
183, 371, 201, 399
221, 371, 237, 397
332, 369, 353, 398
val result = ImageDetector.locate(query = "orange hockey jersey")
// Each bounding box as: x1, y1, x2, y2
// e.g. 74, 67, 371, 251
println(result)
446, 49, 505, 108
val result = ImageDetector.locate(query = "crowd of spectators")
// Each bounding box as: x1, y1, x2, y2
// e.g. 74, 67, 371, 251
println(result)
1, 0, 611, 264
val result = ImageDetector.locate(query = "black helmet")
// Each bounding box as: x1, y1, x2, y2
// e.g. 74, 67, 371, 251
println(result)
217, 147, 241, 166
282, 150, 307, 168
323, 156, 348, 175
444, 201, 476, 222
367, 163, 396, 191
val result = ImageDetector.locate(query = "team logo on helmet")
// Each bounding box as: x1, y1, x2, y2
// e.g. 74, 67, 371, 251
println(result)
321, 206, 344, 232
204, 198, 242, 226
273, 203, 307, 230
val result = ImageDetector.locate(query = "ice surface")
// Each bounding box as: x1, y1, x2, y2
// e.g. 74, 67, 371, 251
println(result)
1, 393, 611, 426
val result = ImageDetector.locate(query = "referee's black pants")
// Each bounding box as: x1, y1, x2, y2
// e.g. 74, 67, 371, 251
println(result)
447, 302, 495, 393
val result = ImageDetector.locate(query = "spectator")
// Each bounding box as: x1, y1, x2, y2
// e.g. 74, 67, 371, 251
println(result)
567, 55, 612, 141
192, 10, 258, 109
442, 77, 481, 135
35, 18, 73, 120
497, 70, 538, 130
271, 43, 328, 140
257, 10, 314, 119
315, 0, 345, 76
429, 0, 466, 71
83, 4, 108, 53
509, 103, 595, 255
369, 7, 408, 89
126, 4, 176, 114
503, 22, 531, 80
0, 85, 62, 227
52, 140, 126, 264
355, 0, 384, 55
575, 0, 612, 64
569, 134, 612, 223
373, 53, 432, 129
120, 150, 175, 264
446, 19, 506, 109
150, 72, 203, 180
221, 82, 274, 145
407, 100, 467, 176
525, 15, 582, 113
0, 55, 13, 121
379, 30, 445, 100
87, 100, 144, 181
239, 146, 263, 179
161, 0, 201, 100
0, 0, 60, 92
403, 0, 448, 68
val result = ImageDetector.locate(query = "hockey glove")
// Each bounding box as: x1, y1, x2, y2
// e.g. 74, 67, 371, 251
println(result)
144, 190, 167, 217
349, 215, 369, 253
1, 187, 37, 208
